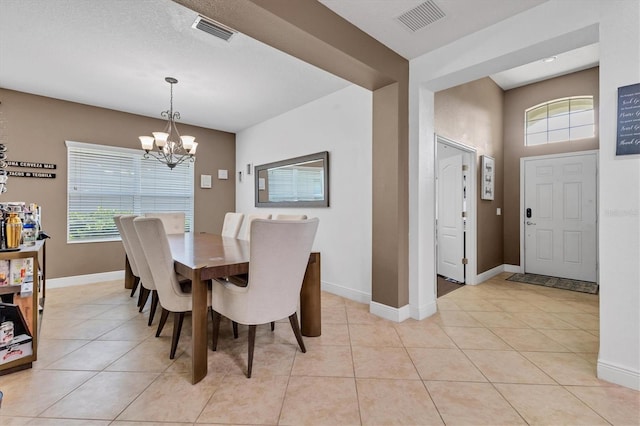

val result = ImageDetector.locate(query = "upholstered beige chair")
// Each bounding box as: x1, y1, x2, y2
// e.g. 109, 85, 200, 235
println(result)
114, 215, 141, 299
143, 212, 185, 234
119, 215, 161, 326
134, 216, 211, 359
221, 212, 244, 238
237, 213, 272, 241
211, 218, 319, 377
274, 214, 308, 220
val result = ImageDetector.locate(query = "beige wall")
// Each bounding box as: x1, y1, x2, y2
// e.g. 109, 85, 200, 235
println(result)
0, 89, 236, 278
503, 67, 599, 265
435, 77, 505, 274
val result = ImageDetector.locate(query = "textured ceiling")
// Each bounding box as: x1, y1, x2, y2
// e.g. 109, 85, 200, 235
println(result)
0, 0, 599, 135
0, 0, 350, 133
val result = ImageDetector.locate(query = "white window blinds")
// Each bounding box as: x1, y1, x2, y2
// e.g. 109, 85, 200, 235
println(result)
66, 141, 194, 243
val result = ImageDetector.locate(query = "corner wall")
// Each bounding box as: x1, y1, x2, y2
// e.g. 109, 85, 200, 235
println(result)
435, 77, 504, 274
0, 89, 236, 279
596, 0, 640, 390
236, 85, 373, 302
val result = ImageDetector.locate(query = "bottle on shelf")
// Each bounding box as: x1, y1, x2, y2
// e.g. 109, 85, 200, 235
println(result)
6, 211, 22, 249
22, 212, 37, 246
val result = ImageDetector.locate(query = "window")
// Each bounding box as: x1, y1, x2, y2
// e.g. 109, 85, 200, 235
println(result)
525, 96, 595, 146
66, 141, 194, 243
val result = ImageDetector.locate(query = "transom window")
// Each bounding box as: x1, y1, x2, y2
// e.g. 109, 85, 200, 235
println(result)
525, 96, 595, 146
66, 141, 194, 243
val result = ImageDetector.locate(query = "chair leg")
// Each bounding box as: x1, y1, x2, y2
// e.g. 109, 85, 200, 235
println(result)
270, 321, 275, 331
170, 312, 184, 359
211, 310, 221, 351
138, 287, 151, 312
156, 308, 170, 337
288, 314, 306, 353
232, 321, 239, 339
137, 285, 146, 307
130, 276, 140, 298
247, 325, 257, 378
148, 290, 159, 326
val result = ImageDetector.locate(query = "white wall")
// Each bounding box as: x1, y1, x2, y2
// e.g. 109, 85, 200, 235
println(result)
236, 85, 373, 303
409, 0, 639, 390
596, 0, 640, 391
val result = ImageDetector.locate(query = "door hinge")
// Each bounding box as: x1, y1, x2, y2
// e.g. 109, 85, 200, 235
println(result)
461, 211, 467, 218
462, 258, 468, 265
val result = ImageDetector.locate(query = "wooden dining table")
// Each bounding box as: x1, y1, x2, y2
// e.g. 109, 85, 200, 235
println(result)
125, 232, 321, 384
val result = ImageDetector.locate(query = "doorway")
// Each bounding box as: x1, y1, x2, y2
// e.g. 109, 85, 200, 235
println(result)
521, 151, 598, 282
436, 135, 477, 297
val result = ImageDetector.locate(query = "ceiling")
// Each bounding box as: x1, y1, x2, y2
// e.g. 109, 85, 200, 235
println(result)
0, 0, 599, 134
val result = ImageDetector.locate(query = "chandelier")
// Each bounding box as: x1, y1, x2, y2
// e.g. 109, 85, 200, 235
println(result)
139, 77, 197, 169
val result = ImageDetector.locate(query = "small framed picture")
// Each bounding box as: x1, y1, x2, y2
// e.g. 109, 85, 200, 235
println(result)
481, 155, 494, 200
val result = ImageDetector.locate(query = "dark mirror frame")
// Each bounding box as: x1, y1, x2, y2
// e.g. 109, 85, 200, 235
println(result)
254, 151, 329, 208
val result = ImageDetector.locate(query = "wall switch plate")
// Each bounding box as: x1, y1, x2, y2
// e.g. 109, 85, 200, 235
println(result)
218, 169, 228, 180
200, 174, 212, 188
497, 208, 501, 215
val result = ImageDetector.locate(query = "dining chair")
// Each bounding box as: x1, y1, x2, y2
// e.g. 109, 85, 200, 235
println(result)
237, 213, 272, 241
274, 214, 308, 220
113, 215, 141, 300
133, 216, 212, 359
120, 215, 161, 326
221, 212, 244, 238
143, 212, 185, 234
210, 218, 319, 378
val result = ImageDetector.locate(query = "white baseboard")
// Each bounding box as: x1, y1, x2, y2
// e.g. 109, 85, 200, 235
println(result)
47, 270, 124, 289
410, 300, 437, 321
370, 301, 411, 323
597, 359, 640, 390
321, 280, 371, 304
504, 264, 523, 273
476, 264, 505, 284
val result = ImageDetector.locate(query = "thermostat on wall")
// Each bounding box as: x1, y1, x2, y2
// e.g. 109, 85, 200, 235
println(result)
218, 169, 228, 180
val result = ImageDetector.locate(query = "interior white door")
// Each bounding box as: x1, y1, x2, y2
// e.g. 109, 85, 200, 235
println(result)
437, 153, 465, 282
524, 153, 597, 281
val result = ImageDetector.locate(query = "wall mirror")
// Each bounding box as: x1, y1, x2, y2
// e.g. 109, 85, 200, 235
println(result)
255, 151, 329, 207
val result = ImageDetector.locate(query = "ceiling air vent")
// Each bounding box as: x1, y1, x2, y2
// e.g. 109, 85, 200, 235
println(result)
396, 0, 446, 32
192, 15, 235, 42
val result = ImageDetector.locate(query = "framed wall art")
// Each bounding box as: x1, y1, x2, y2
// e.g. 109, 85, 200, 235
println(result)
481, 155, 494, 200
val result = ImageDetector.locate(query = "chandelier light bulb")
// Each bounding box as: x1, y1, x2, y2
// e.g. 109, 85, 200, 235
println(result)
139, 136, 154, 151
181, 135, 195, 150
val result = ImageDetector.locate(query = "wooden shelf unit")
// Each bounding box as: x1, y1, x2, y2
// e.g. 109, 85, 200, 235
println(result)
0, 240, 46, 375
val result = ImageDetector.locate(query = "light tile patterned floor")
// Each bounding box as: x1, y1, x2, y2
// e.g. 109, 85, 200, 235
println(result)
1, 273, 638, 425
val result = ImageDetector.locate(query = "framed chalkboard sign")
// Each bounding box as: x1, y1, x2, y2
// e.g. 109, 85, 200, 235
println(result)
616, 83, 640, 156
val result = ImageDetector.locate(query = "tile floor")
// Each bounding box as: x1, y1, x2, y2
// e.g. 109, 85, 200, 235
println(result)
1, 273, 639, 425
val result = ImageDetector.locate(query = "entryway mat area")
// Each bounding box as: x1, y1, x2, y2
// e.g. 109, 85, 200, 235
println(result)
507, 273, 599, 294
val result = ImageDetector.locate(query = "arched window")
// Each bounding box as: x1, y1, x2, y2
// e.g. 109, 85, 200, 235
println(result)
525, 96, 594, 145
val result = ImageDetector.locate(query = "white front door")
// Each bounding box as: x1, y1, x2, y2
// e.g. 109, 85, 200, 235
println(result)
437, 153, 465, 282
524, 153, 597, 282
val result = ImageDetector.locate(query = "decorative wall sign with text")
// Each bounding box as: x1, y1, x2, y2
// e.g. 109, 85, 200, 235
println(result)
6, 160, 57, 179
6, 161, 57, 169
7, 171, 56, 179
616, 83, 640, 156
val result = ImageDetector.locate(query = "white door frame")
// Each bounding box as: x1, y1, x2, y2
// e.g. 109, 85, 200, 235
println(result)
519, 150, 599, 277
435, 135, 478, 287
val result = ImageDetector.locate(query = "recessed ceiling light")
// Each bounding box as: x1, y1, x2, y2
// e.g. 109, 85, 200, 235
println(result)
542, 56, 557, 63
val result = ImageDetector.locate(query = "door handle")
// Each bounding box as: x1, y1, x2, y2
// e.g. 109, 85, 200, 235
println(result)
526, 221, 536, 226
